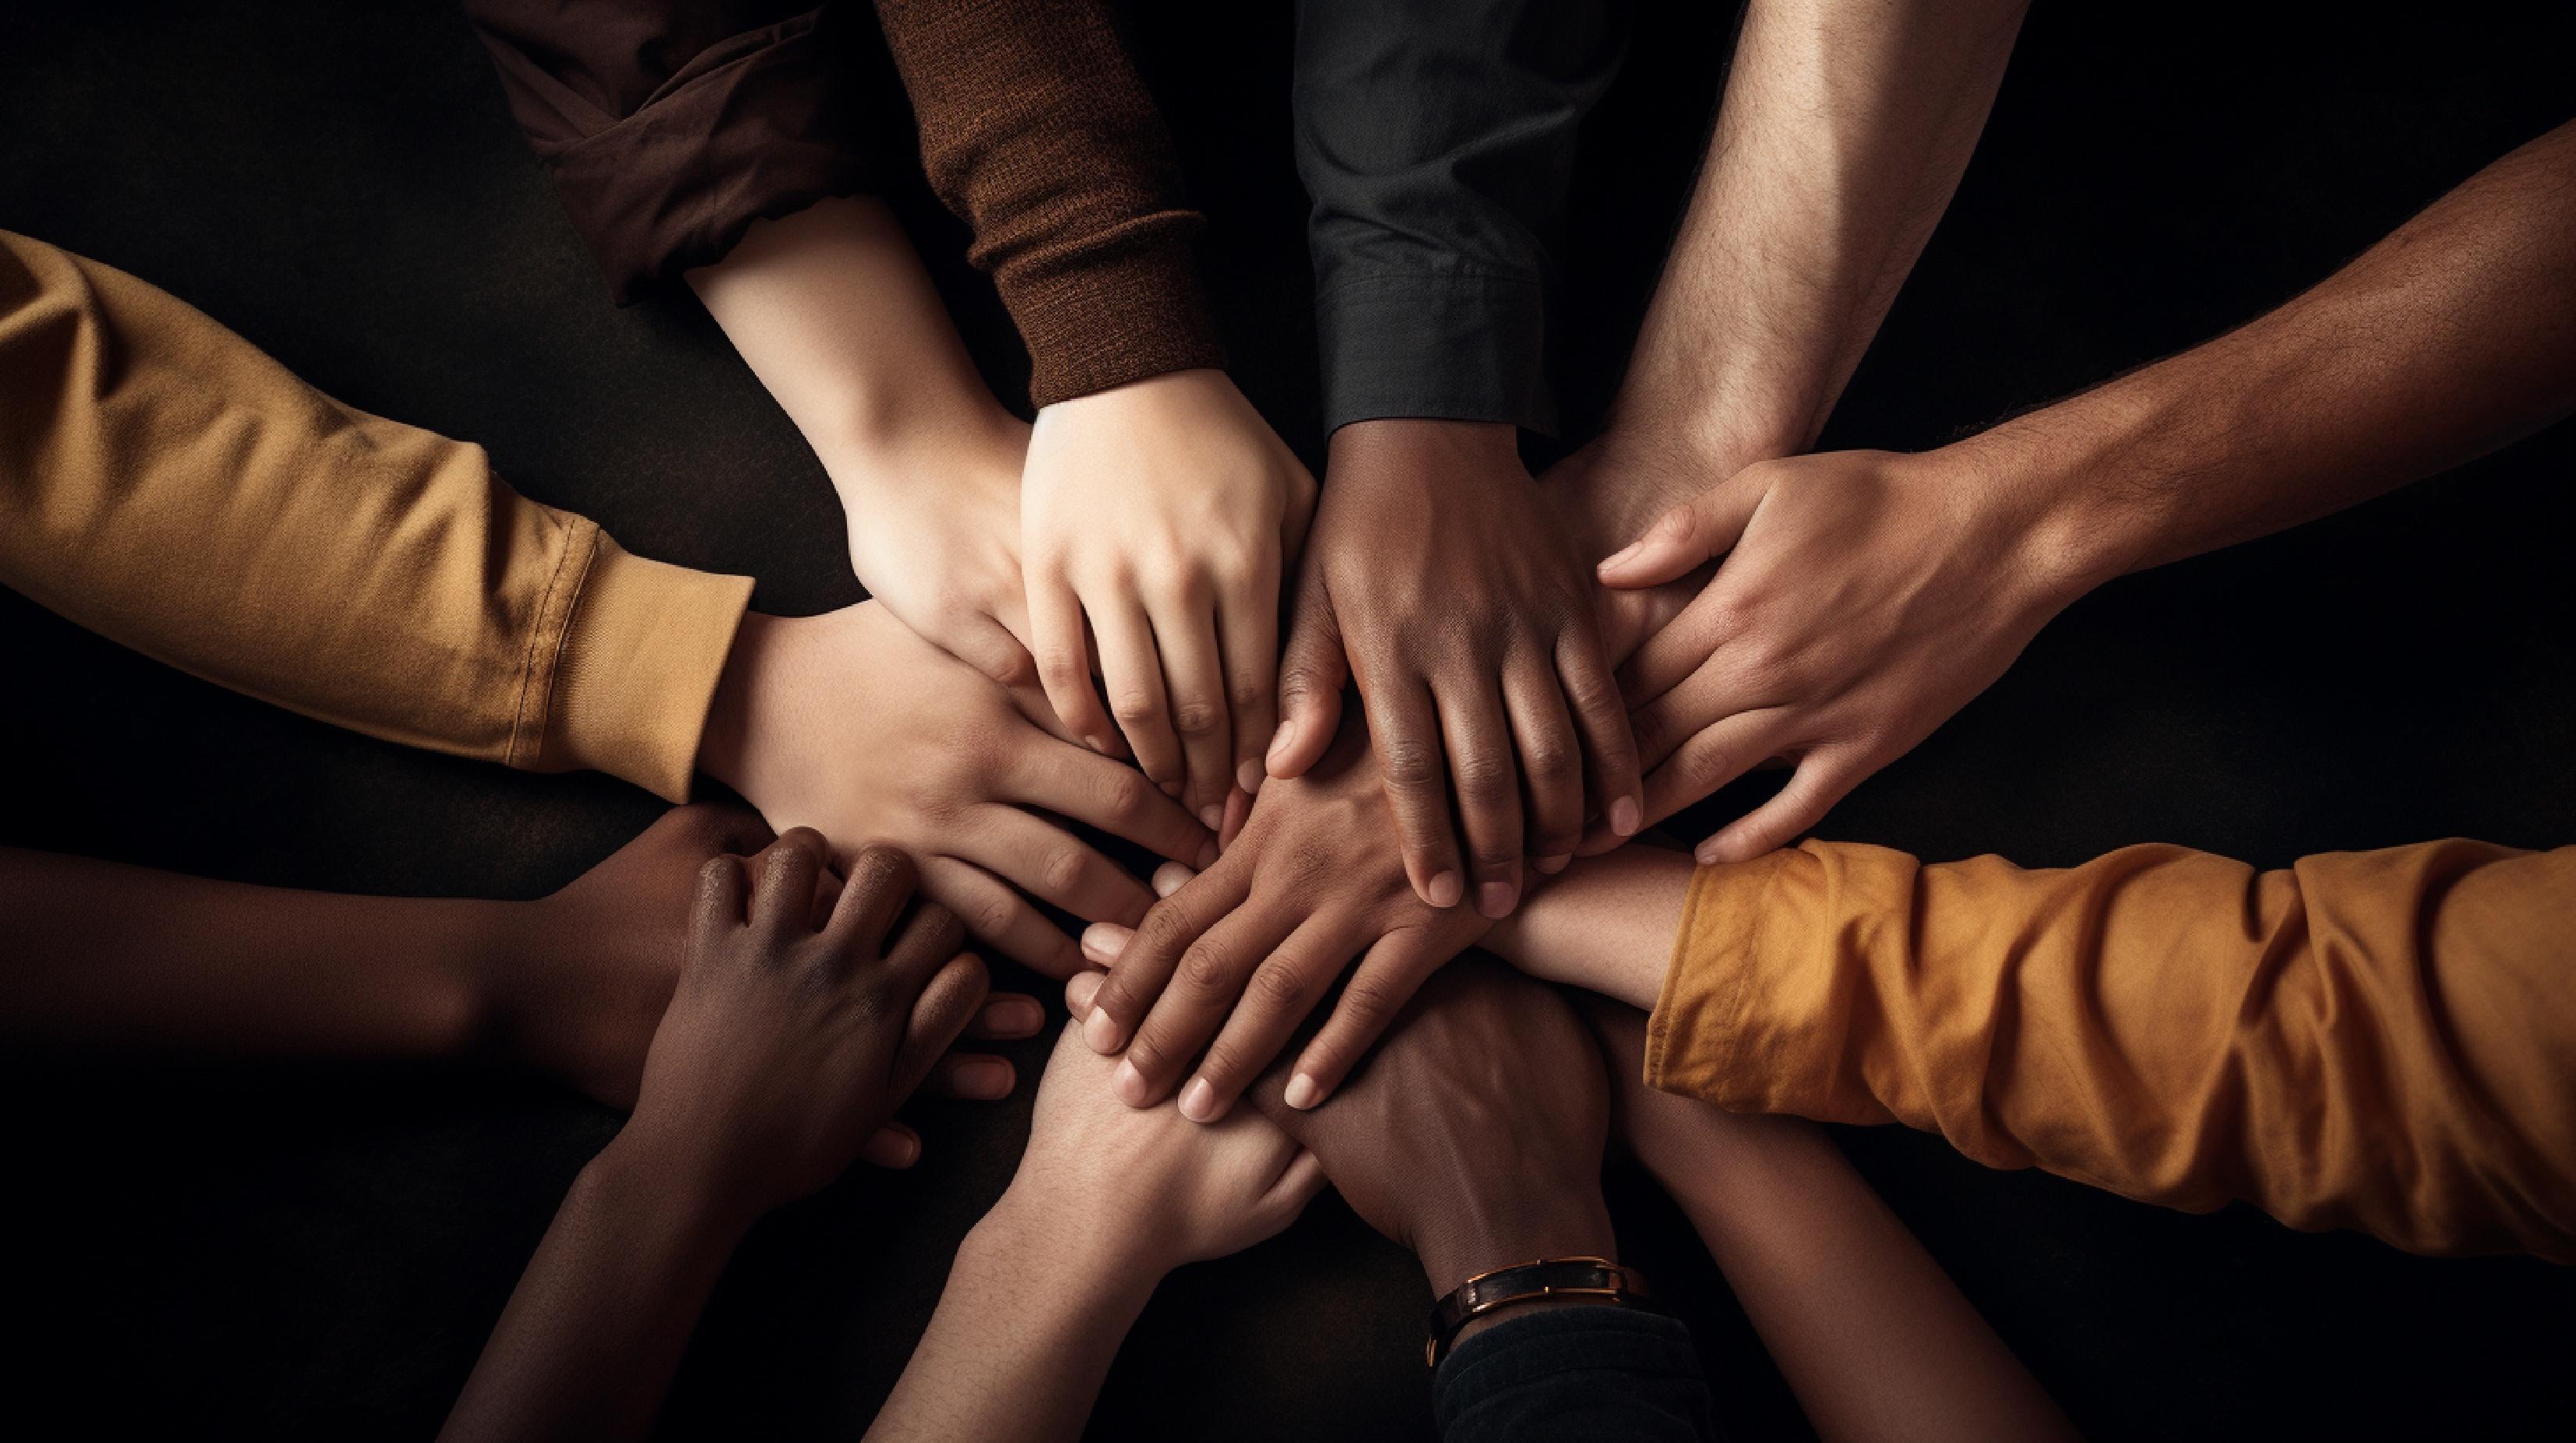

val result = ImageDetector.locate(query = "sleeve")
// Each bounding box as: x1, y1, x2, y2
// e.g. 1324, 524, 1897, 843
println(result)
1292, 0, 1627, 435
0, 230, 752, 803
1433, 1307, 1714, 1442
1645, 838, 2576, 1264
871, 0, 1226, 407
464, 0, 896, 303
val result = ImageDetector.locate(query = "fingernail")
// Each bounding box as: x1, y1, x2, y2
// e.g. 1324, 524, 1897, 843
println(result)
1536, 853, 1571, 874
1113, 1057, 1151, 1105
1196, 837, 1221, 869
1237, 759, 1265, 794
1694, 839, 1727, 865
956, 1060, 1013, 1098
1610, 796, 1642, 837
1081, 922, 1133, 965
1066, 972, 1102, 1017
1084, 1007, 1125, 1054
888, 1133, 920, 1167
1179, 1076, 1219, 1122
1598, 540, 1643, 574
1265, 720, 1295, 769
1198, 804, 1222, 830
1425, 870, 1464, 909
1152, 862, 1193, 898
1478, 881, 1516, 919
980, 997, 1043, 1033
1283, 1073, 1322, 1110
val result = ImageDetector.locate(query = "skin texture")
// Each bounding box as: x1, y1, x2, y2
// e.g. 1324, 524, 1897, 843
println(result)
696, 602, 1215, 977
439, 834, 991, 1443
1269, 418, 1642, 916
1587, 1001, 2076, 1442
0, 805, 1042, 1111
1232, 961, 1622, 1348
1599, 116, 2576, 862
688, 196, 1039, 687
865, 1023, 1323, 1443
1023, 367, 1315, 825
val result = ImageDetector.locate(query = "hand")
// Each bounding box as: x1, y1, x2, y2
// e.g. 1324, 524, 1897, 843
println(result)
1596, 446, 2087, 862
616, 833, 989, 1218
1073, 720, 1493, 1122
1023, 368, 1316, 826
835, 413, 1040, 688
993, 1011, 1325, 1274
1242, 958, 1617, 1299
697, 602, 1216, 976
1268, 419, 1642, 919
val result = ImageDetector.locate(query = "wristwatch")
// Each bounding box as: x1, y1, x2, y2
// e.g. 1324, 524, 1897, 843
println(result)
1425, 1256, 1656, 1367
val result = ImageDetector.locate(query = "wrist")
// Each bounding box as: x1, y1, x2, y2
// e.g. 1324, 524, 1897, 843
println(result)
969, 1188, 1167, 1313
696, 610, 791, 795
1414, 1189, 1619, 1302
584, 1125, 764, 1250
1330, 416, 1523, 473
1935, 410, 2151, 606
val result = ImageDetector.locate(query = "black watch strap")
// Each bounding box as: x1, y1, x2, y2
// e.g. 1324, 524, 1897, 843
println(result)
1425, 1256, 1656, 1367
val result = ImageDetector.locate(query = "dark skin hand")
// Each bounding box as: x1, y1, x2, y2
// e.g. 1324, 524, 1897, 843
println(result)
0, 805, 1044, 1117
1267, 419, 1644, 919
440, 833, 991, 1443
1238, 959, 1620, 1343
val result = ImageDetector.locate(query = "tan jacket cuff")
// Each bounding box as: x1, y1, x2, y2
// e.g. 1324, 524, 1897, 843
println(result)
536, 535, 754, 801
1643, 851, 1787, 1101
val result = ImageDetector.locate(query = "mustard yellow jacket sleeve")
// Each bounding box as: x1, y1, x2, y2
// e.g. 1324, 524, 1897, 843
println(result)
1646, 838, 2576, 1263
0, 231, 751, 801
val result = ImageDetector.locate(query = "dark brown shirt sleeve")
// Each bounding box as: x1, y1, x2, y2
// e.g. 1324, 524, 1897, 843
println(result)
873, 0, 1226, 406
465, 1, 895, 302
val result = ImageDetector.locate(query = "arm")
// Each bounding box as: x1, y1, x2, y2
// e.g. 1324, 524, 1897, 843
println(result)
0, 229, 749, 802
866, 1023, 1322, 1442
443, 836, 993, 1441
1598, 116, 2576, 860
1589, 1004, 2075, 1443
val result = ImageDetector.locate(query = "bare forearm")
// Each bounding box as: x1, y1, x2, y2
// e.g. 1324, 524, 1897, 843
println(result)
1483, 848, 1695, 1009
2001, 119, 2576, 588
440, 1136, 748, 1443
1656, 1114, 2074, 1443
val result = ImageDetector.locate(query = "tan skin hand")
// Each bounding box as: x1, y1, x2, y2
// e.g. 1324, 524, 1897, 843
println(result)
1268, 419, 1643, 920
1023, 368, 1315, 828
1595, 447, 2085, 862
696, 603, 1216, 979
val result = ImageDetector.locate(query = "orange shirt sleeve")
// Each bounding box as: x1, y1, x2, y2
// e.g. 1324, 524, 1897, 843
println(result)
1646, 837, 2576, 1263
0, 230, 749, 801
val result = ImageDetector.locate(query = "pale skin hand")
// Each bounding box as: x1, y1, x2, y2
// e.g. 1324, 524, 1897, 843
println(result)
1600, 117, 2576, 862
1023, 368, 1316, 828
865, 1019, 1322, 1443
696, 602, 1215, 978
688, 196, 1039, 687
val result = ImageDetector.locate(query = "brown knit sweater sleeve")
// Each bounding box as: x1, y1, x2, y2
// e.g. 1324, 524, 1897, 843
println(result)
873, 0, 1226, 406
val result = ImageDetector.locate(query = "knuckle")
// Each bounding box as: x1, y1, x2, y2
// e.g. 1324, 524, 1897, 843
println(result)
1228, 675, 1269, 713
1521, 734, 1578, 784
964, 891, 1021, 940
1110, 692, 1163, 729
1101, 766, 1155, 819
1037, 652, 1091, 693
1452, 748, 1514, 799
1379, 741, 1443, 793
1333, 974, 1403, 1031
1246, 957, 1308, 1010
1178, 940, 1240, 997
1172, 698, 1223, 737
1039, 845, 1089, 897
1133, 905, 1198, 962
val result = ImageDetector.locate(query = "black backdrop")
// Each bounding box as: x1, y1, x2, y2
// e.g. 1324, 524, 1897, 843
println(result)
2, 2, 2571, 1438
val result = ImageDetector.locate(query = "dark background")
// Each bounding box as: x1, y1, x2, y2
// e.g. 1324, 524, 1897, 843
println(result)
3, 1, 2571, 1438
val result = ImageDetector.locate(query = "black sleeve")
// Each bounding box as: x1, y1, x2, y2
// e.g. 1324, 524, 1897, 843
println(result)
1433, 1307, 1716, 1443
1290, 0, 1627, 436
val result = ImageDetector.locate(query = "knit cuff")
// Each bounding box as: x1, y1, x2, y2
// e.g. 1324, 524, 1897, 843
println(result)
535, 535, 753, 801
1006, 219, 1228, 407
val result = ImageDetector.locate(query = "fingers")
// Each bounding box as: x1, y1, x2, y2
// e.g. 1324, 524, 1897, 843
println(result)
1633, 707, 1794, 836
1559, 627, 1644, 844
1118, 898, 1303, 1114
1596, 473, 1766, 588
916, 1050, 1018, 1100
1010, 741, 1215, 869
1265, 566, 1346, 780
1093, 594, 1184, 798
1503, 655, 1585, 874
895, 950, 991, 1096
958, 805, 1158, 926
749, 828, 830, 936
824, 843, 918, 952
1283, 926, 1450, 1110
1152, 595, 1235, 826
692, 851, 749, 931
1218, 553, 1282, 797
967, 992, 1047, 1040
1216, 785, 1253, 851
664, 801, 775, 858
1436, 679, 1525, 919
948, 613, 1039, 691
1026, 565, 1123, 759
1694, 752, 1860, 865
1364, 678, 1466, 909
1173, 914, 1356, 1123
859, 1122, 921, 1169
1082, 858, 1253, 1057
1256, 1149, 1329, 1234
919, 856, 1083, 978
1064, 968, 1105, 1018
882, 892, 968, 990
1619, 583, 1738, 710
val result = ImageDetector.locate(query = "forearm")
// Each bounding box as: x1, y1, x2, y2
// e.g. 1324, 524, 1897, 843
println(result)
0, 848, 503, 1061
1604, 0, 2026, 516
1988, 119, 2576, 588
1482, 847, 1694, 1010
441, 1136, 750, 1443
1651, 1113, 2072, 1442
866, 1196, 1158, 1443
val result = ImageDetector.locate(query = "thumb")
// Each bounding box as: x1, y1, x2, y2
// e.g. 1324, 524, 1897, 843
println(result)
1265, 567, 1347, 780
1596, 472, 1767, 588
